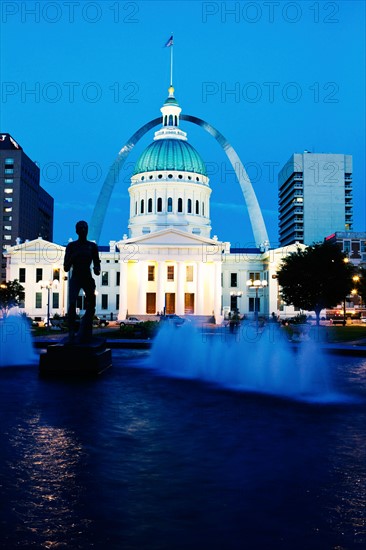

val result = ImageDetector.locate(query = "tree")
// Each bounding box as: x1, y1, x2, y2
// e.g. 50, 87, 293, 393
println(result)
277, 242, 354, 325
0, 279, 25, 317
353, 266, 366, 307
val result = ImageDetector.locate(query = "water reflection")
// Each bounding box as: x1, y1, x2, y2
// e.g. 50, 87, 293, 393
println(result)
7, 414, 86, 548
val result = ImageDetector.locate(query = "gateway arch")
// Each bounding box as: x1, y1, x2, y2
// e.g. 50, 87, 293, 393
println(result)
88, 115, 269, 247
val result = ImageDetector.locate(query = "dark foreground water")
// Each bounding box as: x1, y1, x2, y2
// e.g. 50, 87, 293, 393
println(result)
0, 330, 366, 549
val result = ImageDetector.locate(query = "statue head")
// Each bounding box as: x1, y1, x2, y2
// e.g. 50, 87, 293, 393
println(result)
76, 220, 88, 238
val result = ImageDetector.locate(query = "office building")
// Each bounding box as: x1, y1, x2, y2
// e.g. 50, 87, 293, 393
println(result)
278, 152, 353, 246
0, 133, 54, 280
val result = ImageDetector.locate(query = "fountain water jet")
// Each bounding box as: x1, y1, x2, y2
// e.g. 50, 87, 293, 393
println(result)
148, 322, 352, 404
0, 309, 38, 367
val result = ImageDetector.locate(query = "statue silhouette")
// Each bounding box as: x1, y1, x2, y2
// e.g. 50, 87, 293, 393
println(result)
63, 220, 101, 343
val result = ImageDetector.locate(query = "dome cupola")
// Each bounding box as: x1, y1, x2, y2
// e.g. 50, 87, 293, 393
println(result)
128, 86, 212, 238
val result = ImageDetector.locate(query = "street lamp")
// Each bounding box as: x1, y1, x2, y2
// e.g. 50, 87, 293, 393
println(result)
343, 257, 350, 326
246, 278, 268, 330
39, 279, 58, 329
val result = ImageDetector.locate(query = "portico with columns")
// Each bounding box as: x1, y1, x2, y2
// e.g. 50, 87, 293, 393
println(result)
117, 229, 224, 321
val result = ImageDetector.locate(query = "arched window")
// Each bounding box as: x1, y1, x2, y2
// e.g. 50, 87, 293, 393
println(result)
140, 199, 144, 214
174, 115, 178, 126
195, 200, 199, 214
178, 198, 183, 212
202, 202, 205, 216
157, 197, 162, 212
148, 198, 153, 213
187, 198, 192, 213
167, 197, 173, 212
164, 115, 167, 126
168, 114, 173, 125
135, 201, 137, 215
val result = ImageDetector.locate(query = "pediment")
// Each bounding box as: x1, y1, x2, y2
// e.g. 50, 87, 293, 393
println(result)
5, 237, 65, 254
117, 228, 222, 248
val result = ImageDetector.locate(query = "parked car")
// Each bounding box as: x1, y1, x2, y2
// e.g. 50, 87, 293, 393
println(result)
119, 316, 142, 328
93, 316, 110, 328
160, 314, 187, 326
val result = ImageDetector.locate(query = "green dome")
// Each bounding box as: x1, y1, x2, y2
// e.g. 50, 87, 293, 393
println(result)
133, 139, 207, 176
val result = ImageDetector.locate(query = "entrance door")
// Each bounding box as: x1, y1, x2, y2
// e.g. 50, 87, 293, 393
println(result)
165, 293, 175, 314
184, 293, 194, 314
146, 293, 156, 314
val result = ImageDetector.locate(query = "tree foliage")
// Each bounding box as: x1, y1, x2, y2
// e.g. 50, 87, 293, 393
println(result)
0, 279, 25, 316
354, 266, 366, 305
277, 242, 354, 324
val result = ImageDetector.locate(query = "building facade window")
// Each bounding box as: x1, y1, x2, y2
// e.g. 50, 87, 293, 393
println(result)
230, 273, 237, 287
187, 198, 192, 213
140, 199, 144, 214
249, 272, 260, 281
19, 267, 26, 283
178, 198, 183, 212
167, 197, 173, 212
101, 294, 108, 309
101, 271, 109, 286
116, 294, 120, 310
52, 293, 59, 309
36, 268, 43, 283
157, 197, 162, 212
148, 198, 153, 213
186, 265, 193, 282
53, 268, 60, 281
35, 292, 42, 309
167, 265, 174, 281
148, 265, 155, 281
116, 272, 120, 286
195, 200, 199, 214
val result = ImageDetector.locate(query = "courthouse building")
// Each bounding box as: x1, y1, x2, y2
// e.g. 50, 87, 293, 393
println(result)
5, 87, 321, 322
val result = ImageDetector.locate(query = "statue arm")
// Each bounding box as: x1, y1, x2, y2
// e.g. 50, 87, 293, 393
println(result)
92, 243, 101, 276
63, 244, 73, 272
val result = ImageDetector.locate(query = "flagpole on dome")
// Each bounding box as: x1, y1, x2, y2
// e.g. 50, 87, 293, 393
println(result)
164, 34, 174, 88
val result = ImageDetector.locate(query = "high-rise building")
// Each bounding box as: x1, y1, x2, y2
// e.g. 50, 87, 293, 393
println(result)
0, 133, 54, 280
278, 152, 353, 246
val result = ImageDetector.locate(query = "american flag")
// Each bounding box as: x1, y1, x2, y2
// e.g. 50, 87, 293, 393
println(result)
164, 35, 173, 47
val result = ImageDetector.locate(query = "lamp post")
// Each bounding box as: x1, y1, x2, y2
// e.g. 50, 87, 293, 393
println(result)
246, 278, 268, 331
39, 279, 58, 329
343, 257, 349, 326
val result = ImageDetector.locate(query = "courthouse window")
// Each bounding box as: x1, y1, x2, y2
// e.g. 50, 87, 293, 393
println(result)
167, 266, 174, 281
186, 265, 193, 282
148, 265, 155, 281
230, 273, 237, 287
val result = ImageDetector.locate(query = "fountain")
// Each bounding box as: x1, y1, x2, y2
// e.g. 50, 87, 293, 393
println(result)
148, 321, 354, 404
0, 308, 38, 367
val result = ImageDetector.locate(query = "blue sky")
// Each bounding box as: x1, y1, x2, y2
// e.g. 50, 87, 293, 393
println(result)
1, 0, 365, 247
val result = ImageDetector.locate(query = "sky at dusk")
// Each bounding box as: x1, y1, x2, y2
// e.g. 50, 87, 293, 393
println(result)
1, 0, 365, 247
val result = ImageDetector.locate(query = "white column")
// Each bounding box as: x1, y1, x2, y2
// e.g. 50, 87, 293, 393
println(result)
118, 259, 128, 320
177, 262, 185, 315
214, 261, 222, 320
156, 261, 165, 314
138, 261, 146, 314
196, 262, 204, 314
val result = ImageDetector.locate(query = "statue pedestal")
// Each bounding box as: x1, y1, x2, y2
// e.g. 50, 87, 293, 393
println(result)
39, 337, 112, 377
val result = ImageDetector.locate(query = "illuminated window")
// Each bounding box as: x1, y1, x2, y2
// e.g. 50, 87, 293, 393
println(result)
167, 265, 174, 281
148, 265, 155, 281
186, 265, 193, 282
